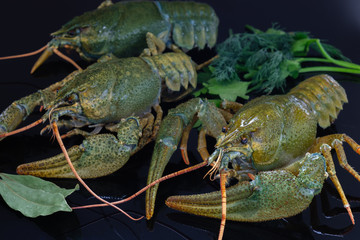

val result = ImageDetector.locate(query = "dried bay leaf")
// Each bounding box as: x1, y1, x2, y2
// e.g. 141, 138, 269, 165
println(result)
0, 173, 78, 217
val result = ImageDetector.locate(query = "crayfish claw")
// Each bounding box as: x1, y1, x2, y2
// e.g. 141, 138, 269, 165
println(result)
17, 118, 142, 178
165, 181, 253, 220
16, 145, 83, 178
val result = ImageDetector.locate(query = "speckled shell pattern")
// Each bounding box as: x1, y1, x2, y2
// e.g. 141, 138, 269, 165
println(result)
50, 52, 197, 124
166, 153, 327, 222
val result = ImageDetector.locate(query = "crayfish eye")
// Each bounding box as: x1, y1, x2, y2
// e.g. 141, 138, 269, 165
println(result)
222, 126, 228, 133
66, 27, 90, 38
66, 29, 77, 37
66, 28, 82, 37
241, 137, 248, 144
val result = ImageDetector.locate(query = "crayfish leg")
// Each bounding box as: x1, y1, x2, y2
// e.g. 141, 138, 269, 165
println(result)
141, 32, 167, 56
180, 116, 198, 165
132, 104, 163, 153
0, 92, 43, 141
312, 133, 360, 225
197, 128, 211, 162
319, 144, 354, 224
148, 105, 163, 146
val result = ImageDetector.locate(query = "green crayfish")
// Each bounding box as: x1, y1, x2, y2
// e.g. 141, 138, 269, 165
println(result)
0, 51, 200, 215
142, 74, 360, 240
1, 0, 219, 73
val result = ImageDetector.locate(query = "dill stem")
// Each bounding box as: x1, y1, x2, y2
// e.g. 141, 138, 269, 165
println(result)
315, 39, 360, 70
296, 57, 333, 64
299, 66, 360, 74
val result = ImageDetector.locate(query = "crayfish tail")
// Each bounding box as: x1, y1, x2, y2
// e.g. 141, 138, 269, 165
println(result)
288, 74, 348, 128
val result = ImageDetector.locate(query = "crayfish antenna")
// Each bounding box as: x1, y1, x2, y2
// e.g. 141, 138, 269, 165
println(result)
218, 170, 227, 240
0, 118, 44, 138
51, 48, 82, 72
51, 121, 142, 221
0, 45, 48, 60
0, 43, 82, 74
72, 161, 208, 210
31, 48, 83, 74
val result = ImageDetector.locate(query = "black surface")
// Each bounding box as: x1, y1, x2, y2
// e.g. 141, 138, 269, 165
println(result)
1, 0, 360, 239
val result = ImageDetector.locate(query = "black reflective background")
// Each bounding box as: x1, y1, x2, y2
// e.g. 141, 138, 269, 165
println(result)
1, 0, 360, 239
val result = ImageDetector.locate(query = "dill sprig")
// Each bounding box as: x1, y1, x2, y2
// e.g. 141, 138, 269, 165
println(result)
195, 25, 360, 101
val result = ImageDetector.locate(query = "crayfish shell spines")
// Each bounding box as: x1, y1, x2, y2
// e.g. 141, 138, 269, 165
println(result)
288, 74, 348, 128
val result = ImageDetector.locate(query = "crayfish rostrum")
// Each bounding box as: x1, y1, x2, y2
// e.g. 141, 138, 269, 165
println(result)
142, 74, 360, 239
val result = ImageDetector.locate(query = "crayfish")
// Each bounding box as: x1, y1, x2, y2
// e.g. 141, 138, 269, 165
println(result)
141, 74, 360, 239
0, 0, 218, 73
72, 74, 360, 240
0, 50, 201, 218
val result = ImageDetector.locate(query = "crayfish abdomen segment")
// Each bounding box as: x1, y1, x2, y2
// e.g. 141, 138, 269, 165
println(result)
141, 52, 197, 92
288, 74, 348, 128
158, 1, 219, 49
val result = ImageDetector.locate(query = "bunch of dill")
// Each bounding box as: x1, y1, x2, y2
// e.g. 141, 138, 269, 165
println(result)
195, 25, 360, 101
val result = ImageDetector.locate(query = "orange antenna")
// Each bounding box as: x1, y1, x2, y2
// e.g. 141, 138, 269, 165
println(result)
53, 48, 82, 72
218, 170, 227, 240
0, 119, 44, 138
30, 47, 83, 74
51, 122, 142, 221
0, 45, 48, 60
0, 44, 83, 73
72, 161, 208, 210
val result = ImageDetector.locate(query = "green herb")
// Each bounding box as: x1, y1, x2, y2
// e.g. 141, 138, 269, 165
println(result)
196, 25, 360, 100
194, 66, 250, 101
0, 173, 78, 217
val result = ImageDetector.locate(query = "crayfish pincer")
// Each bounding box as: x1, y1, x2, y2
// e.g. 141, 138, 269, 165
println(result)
146, 74, 360, 239
1, 0, 219, 73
